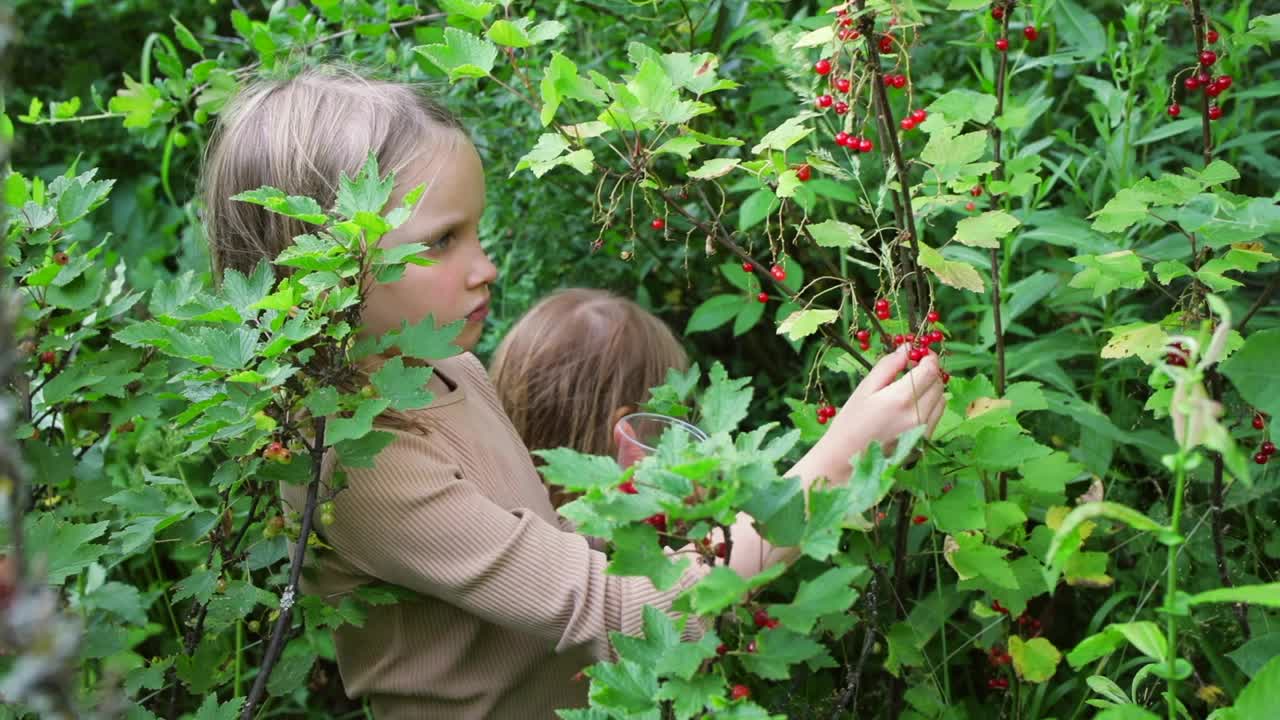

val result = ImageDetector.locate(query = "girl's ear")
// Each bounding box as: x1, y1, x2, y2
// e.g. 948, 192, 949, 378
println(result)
608, 404, 637, 434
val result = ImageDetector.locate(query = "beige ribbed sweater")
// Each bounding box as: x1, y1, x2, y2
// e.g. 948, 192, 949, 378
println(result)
280, 352, 709, 719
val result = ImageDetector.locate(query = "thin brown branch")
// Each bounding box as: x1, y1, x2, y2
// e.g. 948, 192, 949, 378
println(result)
1238, 271, 1280, 333
242, 416, 327, 719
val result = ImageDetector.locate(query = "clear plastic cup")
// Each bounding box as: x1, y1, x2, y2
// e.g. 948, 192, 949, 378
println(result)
614, 412, 708, 468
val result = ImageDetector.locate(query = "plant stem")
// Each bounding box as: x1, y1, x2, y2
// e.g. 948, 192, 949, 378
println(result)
1165, 453, 1188, 720
990, 10, 1011, 499
242, 416, 328, 720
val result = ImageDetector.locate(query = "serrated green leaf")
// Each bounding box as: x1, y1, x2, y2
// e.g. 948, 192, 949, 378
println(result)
415, 28, 498, 81
1009, 636, 1062, 683
918, 243, 985, 293
770, 566, 863, 633
1068, 251, 1146, 297
954, 210, 1020, 248
776, 309, 838, 341
808, 219, 865, 249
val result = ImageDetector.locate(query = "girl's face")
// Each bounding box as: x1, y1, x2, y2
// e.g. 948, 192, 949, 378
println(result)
364, 134, 497, 353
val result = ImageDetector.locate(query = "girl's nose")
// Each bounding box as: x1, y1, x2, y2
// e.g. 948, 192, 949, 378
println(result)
472, 249, 498, 287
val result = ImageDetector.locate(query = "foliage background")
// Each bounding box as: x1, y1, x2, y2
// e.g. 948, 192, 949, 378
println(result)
2, 0, 1278, 718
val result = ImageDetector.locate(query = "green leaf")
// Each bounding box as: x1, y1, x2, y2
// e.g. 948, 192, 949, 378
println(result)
776, 309, 838, 341
370, 357, 435, 411
698, 363, 752, 434
607, 524, 689, 591
108, 74, 169, 129
953, 210, 1020, 248
927, 89, 997, 124
486, 19, 532, 48
439, 0, 494, 21
688, 157, 741, 180
1231, 655, 1280, 720
1067, 622, 1167, 668
971, 426, 1052, 471
415, 28, 498, 81
808, 219, 865, 250
918, 243, 984, 293
513, 132, 594, 178
770, 566, 863, 633
1228, 632, 1280, 678
1009, 636, 1062, 683
539, 53, 606, 126
1100, 323, 1167, 363
326, 398, 392, 444
1068, 251, 1146, 298
335, 431, 396, 469
192, 694, 245, 720
750, 116, 812, 155
1187, 583, 1280, 609
1220, 329, 1280, 430
1051, 0, 1107, 61
738, 188, 777, 231
945, 532, 1018, 589
381, 314, 463, 360
739, 627, 833, 680
533, 448, 624, 492
683, 566, 750, 615
172, 16, 204, 54
23, 515, 109, 585
653, 135, 703, 159
232, 187, 328, 225
1048, 503, 1167, 569
686, 295, 741, 334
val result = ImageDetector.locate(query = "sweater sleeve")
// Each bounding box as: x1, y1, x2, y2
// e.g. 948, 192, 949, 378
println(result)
316, 433, 710, 658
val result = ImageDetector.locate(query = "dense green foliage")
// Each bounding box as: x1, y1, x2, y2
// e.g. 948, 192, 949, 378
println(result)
2, 1, 1279, 719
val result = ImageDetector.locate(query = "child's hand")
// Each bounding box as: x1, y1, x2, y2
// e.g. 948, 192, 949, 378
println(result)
809, 346, 947, 477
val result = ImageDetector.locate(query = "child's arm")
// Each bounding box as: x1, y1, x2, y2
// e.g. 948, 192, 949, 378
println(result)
720, 346, 946, 579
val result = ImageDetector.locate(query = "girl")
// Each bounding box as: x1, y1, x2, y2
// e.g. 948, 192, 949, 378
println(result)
488, 288, 689, 507
202, 65, 947, 719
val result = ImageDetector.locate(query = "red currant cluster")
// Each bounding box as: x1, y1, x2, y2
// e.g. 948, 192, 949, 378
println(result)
833, 131, 874, 153
753, 608, 780, 630
815, 403, 837, 425
882, 73, 908, 89
1015, 611, 1042, 636
1253, 413, 1274, 465
730, 684, 751, 701
263, 440, 292, 464
912, 514, 928, 525
900, 108, 927, 132
874, 297, 892, 320
988, 646, 1012, 667
988, 677, 1010, 691
1168, 28, 1229, 120
643, 513, 667, 532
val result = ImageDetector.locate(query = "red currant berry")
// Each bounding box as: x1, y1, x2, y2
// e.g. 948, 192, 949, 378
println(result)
1196, 71, 1212, 85
858, 137, 874, 153
839, 28, 861, 41
858, 340, 871, 351
876, 308, 891, 320
1185, 76, 1201, 91
942, 483, 953, 494
1206, 83, 1223, 97
1208, 105, 1223, 120
840, 17, 854, 28
796, 164, 812, 181
992, 6, 1005, 20
731, 684, 751, 701
835, 77, 852, 93
1023, 25, 1039, 41
941, 371, 951, 384
716, 643, 728, 655
53, 251, 69, 265
619, 480, 638, 494
1253, 414, 1266, 430
835, 130, 850, 146
39, 350, 57, 366
1215, 74, 1232, 90
1167, 103, 1181, 118
965, 201, 976, 211
756, 292, 769, 304
1255, 452, 1269, 466
753, 609, 772, 627
742, 261, 754, 272
911, 109, 927, 123
817, 94, 834, 108
901, 117, 915, 131
893, 74, 907, 89
995, 38, 1010, 52
644, 513, 667, 532
651, 218, 665, 230
879, 35, 894, 53
908, 347, 926, 362
1200, 49, 1217, 66
971, 185, 984, 197
893, 334, 906, 346
992, 599, 1008, 614
1206, 29, 1220, 44
912, 514, 928, 525
834, 101, 849, 115
1262, 441, 1276, 456
815, 58, 833, 75
817, 414, 829, 425
746, 640, 757, 653
875, 298, 890, 312
855, 329, 871, 342
771, 264, 786, 280
714, 541, 728, 558
926, 310, 940, 323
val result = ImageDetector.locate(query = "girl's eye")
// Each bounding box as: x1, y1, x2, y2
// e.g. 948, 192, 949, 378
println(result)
427, 232, 454, 253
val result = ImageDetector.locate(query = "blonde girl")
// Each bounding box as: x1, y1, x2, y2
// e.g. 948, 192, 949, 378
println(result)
201, 65, 947, 719
489, 288, 689, 507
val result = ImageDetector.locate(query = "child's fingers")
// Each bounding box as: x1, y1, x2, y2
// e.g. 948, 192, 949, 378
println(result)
923, 391, 947, 435
888, 353, 942, 399
849, 346, 910, 403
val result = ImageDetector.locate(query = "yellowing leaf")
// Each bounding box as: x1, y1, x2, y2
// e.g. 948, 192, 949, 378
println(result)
777, 309, 838, 341
1009, 636, 1062, 683
1101, 322, 1166, 363
918, 243, 984, 293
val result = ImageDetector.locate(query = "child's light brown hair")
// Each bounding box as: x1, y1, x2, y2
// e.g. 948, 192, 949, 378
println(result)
201, 64, 466, 280
490, 289, 689, 505
200, 64, 466, 434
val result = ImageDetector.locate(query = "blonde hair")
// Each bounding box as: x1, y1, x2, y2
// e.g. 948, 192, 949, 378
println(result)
490, 289, 689, 505
201, 64, 466, 279
200, 64, 467, 434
